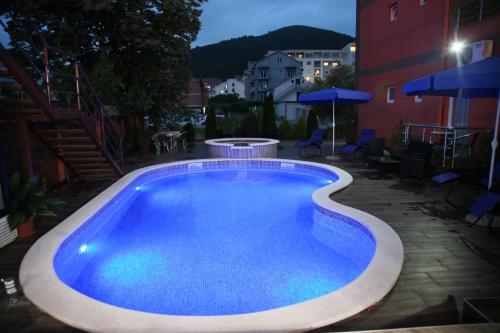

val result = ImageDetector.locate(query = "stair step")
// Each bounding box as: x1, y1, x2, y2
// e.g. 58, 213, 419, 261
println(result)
77, 168, 115, 174
1, 83, 22, 91
0, 98, 35, 104
0, 108, 44, 115
65, 157, 107, 163
70, 163, 111, 169
37, 128, 86, 134
83, 174, 119, 181
60, 151, 103, 157
53, 144, 97, 150
46, 137, 91, 143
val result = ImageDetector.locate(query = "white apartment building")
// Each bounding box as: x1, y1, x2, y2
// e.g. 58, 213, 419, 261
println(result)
266, 43, 356, 82
209, 78, 245, 99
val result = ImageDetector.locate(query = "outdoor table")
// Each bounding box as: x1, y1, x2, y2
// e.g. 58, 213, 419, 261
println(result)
154, 130, 181, 152
366, 156, 401, 179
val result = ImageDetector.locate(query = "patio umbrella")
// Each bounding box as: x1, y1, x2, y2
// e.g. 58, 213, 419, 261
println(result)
298, 87, 373, 159
403, 56, 500, 189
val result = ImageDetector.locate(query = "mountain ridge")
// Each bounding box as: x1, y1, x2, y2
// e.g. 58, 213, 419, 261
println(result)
191, 25, 354, 79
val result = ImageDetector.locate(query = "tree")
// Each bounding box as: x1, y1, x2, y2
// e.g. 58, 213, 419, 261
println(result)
294, 117, 307, 140
308, 65, 357, 139
261, 94, 277, 138
204, 106, 218, 139
278, 119, 294, 140
306, 109, 318, 138
239, 112, 260, 137
3, 0, 206, 128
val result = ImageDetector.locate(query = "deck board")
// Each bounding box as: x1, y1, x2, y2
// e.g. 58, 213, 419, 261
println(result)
1, 141, 499, 332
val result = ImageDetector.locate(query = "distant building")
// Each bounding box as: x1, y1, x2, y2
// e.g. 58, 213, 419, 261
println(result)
185, 79, 209, 113
209, 78, 246, 99
357, 0, 500, 141
243, 51, 302, 101
267, 43, 356, 82
273, 77, 311, 123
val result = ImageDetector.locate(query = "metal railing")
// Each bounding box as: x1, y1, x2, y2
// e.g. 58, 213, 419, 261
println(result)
457, 0, 500, 28
403, 123, 491, 167
0, 12, 123, 166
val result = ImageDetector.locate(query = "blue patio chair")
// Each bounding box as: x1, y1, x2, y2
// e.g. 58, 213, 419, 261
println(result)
295, 129, 324, 157
465, 191, 500, 229
431, 171, 462, 207
340, 129, 375, 160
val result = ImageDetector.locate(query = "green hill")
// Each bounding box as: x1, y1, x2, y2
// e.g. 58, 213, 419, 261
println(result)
191, 25, 354, 79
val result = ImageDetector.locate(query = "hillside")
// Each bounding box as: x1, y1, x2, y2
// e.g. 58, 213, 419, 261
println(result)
191, 25, 354, 79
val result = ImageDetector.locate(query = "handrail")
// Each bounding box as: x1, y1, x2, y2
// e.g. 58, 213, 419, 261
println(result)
1, 10, 123, 167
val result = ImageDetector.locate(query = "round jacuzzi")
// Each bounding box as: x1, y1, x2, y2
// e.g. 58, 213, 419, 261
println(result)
205, 138, 279, 158
20, 159, 404, 333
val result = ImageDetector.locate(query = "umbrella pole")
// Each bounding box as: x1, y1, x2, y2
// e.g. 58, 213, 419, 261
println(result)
326, 99, 339, 160
488, 93, 500, 189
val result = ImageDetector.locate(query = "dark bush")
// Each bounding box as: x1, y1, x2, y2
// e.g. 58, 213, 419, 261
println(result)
294, 117, 307, 140
278, 119, 294, 140
182, 122, 195, 142
204, 106, 217, 139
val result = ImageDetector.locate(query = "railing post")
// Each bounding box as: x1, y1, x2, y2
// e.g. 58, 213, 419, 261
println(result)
74, 63, 81, 112
100, 107, 106, 145
42, 46, 51, 102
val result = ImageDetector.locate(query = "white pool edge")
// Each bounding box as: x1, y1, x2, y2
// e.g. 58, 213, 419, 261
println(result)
19, 158, 404, 333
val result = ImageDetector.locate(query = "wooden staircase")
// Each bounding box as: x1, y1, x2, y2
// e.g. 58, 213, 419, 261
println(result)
0, 16, 123, 181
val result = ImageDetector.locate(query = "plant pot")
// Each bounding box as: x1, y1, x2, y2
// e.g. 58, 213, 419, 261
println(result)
17, 216, 35, 238
0, 214, 17, 249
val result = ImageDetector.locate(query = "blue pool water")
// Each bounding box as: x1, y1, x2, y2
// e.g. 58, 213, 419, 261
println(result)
54, 163, 376, 316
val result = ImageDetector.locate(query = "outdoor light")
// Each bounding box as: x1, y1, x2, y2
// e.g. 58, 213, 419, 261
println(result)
135, 186, 141, 191
450, 40, 465, 53
79, 244, 88, 254
1, 277, 18, 304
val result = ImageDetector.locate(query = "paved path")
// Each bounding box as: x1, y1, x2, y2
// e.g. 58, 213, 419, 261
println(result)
1, 141, 499, 332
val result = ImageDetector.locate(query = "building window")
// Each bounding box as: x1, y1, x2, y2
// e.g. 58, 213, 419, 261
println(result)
306, 61, 311, 65
287, 69, 296, 78
314, 61, 321, 67
260, 70, 267, 78
277, 57, 282, 63
323, 52, 331, 58
314, 69, 321, 76
323, 62, 329, 66
415, 95, 422, 103
350, 45, 356, 53
314, 52, 322, 58
232, 82, 235, 87
232, 88, 235, 93
386, 86, 395, 103
390, 3, 398, 21
419, 0, 427, 6
305, 52, 313, 58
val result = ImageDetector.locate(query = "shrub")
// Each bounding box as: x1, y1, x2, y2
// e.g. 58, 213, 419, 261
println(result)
261, 95, 277, 138
204, 106, 217, 139
294, 117, 307, 140
182, 122, 195, 142
278, 119, 294, 140
239, 112, 260, 137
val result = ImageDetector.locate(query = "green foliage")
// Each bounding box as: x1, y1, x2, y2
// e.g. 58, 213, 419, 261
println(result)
261, 95, 277, 138
390, 119, 406, 149
278, 120, 295, 140
222, 115, 243, 137
204, 106, 218, 139
191, 25, 354, 78
6, 173, 64, 230
182, 123, 195, 142
210, 94, 250, 114
294, 117, 307, 140
240, 112, 260, 137
306, 110, 318, 138
5, 0, 206, 125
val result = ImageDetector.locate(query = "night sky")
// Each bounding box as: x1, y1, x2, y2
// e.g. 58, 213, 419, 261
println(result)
192, 0, 356, 47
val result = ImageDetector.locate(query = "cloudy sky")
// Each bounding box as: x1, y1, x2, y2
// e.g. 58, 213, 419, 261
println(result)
192, 0, 356, 47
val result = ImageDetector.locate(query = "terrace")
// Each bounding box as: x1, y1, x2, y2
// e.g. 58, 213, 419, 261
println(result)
1, 141, 499, 332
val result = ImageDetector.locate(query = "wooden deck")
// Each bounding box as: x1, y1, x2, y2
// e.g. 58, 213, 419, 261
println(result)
350, 323, 499, 332
1, 141, 499, 332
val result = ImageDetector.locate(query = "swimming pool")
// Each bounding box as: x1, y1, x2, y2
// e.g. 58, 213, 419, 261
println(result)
20, 159, 404, 332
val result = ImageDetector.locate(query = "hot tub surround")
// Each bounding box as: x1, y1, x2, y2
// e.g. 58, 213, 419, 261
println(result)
205, 138, 279, 158
19, 159, 404, 333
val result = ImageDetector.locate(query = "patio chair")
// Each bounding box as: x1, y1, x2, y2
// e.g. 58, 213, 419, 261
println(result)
399, 141, 434, 182
362, 137, 386, 166
465, 191, 500, 229
431, 171, 462, 207
340, 129, 375, 160
295, 129, 324, 157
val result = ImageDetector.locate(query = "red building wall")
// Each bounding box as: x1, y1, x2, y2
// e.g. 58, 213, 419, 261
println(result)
357, 0, 499, 143
357, 0, 452, 141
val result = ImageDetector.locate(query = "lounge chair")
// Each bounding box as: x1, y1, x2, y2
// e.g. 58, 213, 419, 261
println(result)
431, 171, 462, 207
479, 161, 500, 189
465, 191, 500, 229
295, 129, 324, 157
340, 129, 375, 160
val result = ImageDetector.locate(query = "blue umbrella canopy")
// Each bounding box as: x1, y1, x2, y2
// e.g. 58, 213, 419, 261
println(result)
403, 56, 500, 189
298, 87, 373, 159
403, 56, 500, 98
298, 87, 373, 106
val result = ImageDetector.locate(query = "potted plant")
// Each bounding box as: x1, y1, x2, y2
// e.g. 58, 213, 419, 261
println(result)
6, 173, 64, 238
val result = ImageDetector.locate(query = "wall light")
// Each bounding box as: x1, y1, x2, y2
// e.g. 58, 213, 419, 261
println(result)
450, 40, 465, 54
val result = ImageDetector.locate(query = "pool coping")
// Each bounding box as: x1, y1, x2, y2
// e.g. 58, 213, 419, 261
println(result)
19, 158, 404, 333
204, 138, 280, 149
